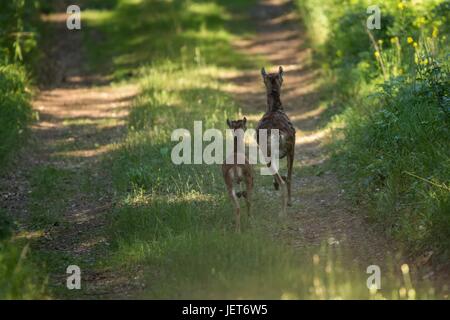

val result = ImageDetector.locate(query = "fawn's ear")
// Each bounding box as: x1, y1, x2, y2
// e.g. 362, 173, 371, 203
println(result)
278, 66, 284, 79
261, 67, 267, 78
226, 119, 232, 128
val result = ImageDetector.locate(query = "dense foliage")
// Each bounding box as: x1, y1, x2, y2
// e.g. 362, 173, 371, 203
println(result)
0, 0, 41, 166
0, 0, 39, 62
297, 0, 450, 255
0, 0, 45, 299
0, 64, 32, 165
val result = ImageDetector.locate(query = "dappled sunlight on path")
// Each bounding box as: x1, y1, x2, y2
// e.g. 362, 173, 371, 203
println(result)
225, 0, 421, 285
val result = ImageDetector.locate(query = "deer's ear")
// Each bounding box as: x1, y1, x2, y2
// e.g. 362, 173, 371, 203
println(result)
243, 117, 247, 125
278, 66, 284, 79
226, 119, 232, 128
261, 67, 267, 78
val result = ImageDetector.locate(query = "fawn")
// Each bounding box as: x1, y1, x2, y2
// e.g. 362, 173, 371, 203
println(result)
222, 117, 253, 232
256, 66, 296, 215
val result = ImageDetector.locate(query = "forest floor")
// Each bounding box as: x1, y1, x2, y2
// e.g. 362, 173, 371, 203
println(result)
1, 0, 447, 298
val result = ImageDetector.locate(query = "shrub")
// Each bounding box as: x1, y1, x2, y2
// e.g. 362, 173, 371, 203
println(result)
297, 0, 450, 255
0, 63, 32, 167
0, 0, 40, 63
0, 0, 46, 299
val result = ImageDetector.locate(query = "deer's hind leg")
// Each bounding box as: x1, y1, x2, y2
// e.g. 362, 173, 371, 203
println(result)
266, 162, 287, 216
267, 161, 282, 190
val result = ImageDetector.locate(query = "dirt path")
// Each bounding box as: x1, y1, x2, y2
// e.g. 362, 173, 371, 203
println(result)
229, 0, 392, 260
0, 3, 138, 296
1, 0, 446, 299
227, 0, 447, 292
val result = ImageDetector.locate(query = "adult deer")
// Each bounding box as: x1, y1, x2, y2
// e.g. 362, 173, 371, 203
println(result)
256, 66, 296, 215
222, 117, 254, 232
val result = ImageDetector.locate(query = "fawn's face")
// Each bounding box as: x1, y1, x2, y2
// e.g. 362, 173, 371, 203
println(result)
261, 66, 284, 95
226, 117, 247, 131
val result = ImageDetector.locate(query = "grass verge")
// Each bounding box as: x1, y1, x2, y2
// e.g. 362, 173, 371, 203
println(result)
296, 0, 450, 258
0, 0, 48, 299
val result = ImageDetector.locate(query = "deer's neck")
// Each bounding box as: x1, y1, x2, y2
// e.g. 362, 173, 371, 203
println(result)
232, 134, 245, 154
267, 91, 283, 112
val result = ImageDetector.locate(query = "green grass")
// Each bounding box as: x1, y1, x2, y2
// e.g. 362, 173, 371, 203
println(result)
29, 166, 69, 227
0, 0, 42, 164
0, 63, 32, 168
1, 0, 445, 300
333, 76, 450, 253
82, 0, 258, 81
75, 0, 440, 299
0, 210, 48, 299
0, 241, 48, 299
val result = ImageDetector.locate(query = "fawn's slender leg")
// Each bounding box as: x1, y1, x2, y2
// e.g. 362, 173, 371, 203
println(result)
287, 150, 294, 207
273, 172, 287, 217
267, 162, 282, 190
228, 188, 241, 232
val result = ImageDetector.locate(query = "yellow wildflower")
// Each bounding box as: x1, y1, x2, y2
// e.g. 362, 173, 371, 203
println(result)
390, 37, 398, 44
398, 2, 405, 10
413, 42, 418, 48
407, 37, 414, 44
432, 27, 439, 38
374, 51, 380, 58
416, 17, 426, 27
